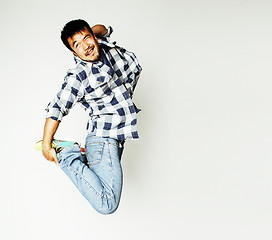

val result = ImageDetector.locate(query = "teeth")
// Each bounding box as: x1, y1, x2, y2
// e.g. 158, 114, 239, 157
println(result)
87, 49, 93, 56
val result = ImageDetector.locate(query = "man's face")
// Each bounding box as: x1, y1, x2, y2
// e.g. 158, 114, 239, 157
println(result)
67, 28, 100, 62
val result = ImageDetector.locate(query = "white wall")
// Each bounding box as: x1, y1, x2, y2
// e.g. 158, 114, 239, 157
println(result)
2, 0, 272, 239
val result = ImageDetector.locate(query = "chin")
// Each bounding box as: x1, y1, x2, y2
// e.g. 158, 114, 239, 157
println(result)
91, 55, 100, 62
82, 52, 99, 62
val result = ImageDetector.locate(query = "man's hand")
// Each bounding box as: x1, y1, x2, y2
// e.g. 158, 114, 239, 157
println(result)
42, 143, 59, 166
42, 118, 60, 166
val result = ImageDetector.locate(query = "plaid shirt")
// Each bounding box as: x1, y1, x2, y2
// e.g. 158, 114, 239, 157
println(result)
45, 27, 142, 140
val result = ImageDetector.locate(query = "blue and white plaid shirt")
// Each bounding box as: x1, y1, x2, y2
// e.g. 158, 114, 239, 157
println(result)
45, 27, 142, 140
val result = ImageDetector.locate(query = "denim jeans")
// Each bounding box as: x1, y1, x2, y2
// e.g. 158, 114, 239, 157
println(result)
58, 133, 124, 214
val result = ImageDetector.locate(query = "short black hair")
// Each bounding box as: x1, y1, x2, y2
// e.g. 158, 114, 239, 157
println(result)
61, 19, 94, 52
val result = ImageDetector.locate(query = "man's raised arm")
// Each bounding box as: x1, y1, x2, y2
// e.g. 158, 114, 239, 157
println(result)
92, 24, 108, 38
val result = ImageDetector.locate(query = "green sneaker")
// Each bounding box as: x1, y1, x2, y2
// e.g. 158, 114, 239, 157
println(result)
35, 139, 79, 153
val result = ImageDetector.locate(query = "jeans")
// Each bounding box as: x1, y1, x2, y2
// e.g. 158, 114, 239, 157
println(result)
58, 133, 124, 215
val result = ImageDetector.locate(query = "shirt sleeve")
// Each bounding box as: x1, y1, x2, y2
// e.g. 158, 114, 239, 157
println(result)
102, 26, 113, 38
119, 47, 142, 98
45, 71, 84, 121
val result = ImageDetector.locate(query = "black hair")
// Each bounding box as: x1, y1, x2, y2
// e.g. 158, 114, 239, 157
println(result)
61, 19, 94, 52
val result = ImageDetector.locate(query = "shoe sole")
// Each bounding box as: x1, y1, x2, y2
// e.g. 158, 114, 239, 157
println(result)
35, 140, 78, 151
35, 139, 85, 152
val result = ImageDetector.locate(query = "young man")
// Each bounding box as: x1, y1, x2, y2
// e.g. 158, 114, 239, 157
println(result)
39, 19, 142, 214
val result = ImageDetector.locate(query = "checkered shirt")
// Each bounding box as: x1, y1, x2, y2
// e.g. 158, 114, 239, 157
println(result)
45, 27, 142, 140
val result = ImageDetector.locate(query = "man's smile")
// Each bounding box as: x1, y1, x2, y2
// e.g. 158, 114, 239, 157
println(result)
85, 46, 95, 57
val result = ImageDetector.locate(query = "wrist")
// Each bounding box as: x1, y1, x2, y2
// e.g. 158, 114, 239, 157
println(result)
42, 141, 52, 151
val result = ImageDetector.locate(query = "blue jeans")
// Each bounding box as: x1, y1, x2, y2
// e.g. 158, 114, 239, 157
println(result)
58, 133, 124, 214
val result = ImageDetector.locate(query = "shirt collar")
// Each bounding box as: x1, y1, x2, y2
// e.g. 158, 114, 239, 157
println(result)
98, 37, 116, 48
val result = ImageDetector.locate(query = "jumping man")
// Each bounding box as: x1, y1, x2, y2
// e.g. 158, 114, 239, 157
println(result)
36, 19, 142, 214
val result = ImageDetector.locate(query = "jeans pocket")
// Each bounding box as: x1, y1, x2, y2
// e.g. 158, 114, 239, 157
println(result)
86, 141, 105, 166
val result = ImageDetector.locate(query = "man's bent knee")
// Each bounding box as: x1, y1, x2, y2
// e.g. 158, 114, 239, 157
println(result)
96, 202, 119, 215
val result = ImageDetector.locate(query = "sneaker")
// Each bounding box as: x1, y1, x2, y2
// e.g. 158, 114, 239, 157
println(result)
35, 139, 79, 153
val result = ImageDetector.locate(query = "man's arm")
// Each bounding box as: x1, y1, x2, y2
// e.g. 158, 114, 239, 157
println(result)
91, 24, 108, 38
43, 70, 84, 165
42, 118, 60, 165
117, 48, 142, 98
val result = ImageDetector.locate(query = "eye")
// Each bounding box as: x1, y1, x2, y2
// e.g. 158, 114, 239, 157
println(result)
85, 36, 91, 42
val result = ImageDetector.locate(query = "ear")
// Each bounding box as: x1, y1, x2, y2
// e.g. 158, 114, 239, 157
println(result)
71, 48, 78, 57
93, 34, 98, 42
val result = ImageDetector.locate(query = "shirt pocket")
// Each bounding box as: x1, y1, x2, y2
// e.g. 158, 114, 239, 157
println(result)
90, 68, 114, 93
84, 72, 114, 102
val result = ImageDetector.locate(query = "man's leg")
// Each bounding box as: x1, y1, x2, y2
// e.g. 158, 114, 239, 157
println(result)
58, 135, 124, 214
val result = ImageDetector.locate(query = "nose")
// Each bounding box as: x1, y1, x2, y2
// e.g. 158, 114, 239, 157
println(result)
82, 41, 89, 51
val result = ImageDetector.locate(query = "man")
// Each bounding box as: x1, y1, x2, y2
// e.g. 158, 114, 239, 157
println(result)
37, 19, 142, 214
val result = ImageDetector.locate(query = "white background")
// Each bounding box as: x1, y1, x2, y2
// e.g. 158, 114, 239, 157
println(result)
1, 0, 272, 239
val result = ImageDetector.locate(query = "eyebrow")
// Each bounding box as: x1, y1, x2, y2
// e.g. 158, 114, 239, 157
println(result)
83, 34, 91, 40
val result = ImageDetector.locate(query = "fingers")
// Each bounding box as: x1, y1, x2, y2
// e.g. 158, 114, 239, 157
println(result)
51, 150, 60, 166
42, 148, 60, 166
